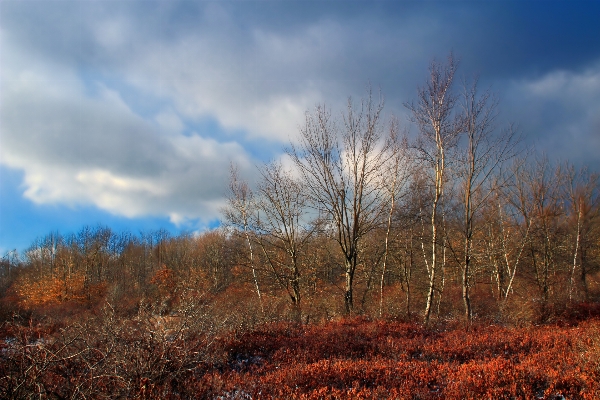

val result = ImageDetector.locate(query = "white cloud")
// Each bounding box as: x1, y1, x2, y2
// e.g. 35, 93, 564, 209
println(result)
80, 6, 425, 143
0, 37, 256, 225
112, 28, 325, 142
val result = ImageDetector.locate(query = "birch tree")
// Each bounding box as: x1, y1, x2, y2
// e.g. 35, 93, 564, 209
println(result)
379, 122, 412, 317
455, 79, 519, 323
485, 165, 532, 306
405, 55, 462, 324
222, 165, 264, 314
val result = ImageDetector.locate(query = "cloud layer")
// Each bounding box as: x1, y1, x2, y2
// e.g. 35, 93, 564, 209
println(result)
2, 1, 600, 230
1, 37, 252, 225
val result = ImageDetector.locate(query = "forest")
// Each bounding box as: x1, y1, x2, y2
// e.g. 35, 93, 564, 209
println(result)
1, 56, 599, 398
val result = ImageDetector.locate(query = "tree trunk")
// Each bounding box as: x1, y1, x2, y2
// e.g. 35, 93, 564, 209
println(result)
462, 248, 472, 322
463, 221, 473, 323
424, 202, 438, 325
569, 201, 582, 302
345, 261, 354, 314
245, 229, 264, 315
380, 181, 396, 317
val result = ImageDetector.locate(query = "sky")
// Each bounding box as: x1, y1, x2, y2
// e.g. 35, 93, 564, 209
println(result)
2, 1, 600, 254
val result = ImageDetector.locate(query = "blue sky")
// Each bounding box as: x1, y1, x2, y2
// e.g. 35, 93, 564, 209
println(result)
2, 1, 600, 254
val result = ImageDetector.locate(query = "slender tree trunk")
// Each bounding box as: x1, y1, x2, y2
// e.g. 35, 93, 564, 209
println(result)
463, 210, 473, 322
380, 180, 396, 317
462, 247, 472, 322
424, 151, 444, 325
424, 197, 438, 324
406, 230, 413, 317
345, 258, 355, 314
244, 227, 264, 315
486, 223, 503, 301
499, 200, 530, 305
569, 199, 582, 302
437, 224, 447, 318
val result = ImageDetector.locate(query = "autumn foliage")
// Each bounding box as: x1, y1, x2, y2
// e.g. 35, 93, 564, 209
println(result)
0, 219, 599, 398
10, 273, 86, 308
1, 313, 600, 398
192, 316, 600, 399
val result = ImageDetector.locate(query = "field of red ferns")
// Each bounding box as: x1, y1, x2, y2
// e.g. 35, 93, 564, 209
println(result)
2, 306, 600, 399
199, 315, 600, 399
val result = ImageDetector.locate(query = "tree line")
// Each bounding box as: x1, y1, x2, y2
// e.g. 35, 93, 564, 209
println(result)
1, 55, 599, 325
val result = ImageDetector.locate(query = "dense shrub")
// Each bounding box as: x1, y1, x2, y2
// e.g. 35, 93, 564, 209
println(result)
3, 313, 599, 399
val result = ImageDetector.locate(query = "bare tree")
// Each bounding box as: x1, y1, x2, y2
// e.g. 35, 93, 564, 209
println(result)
454, 79, 520, 323
560, 163, 600, 302
222, 164, 264, 314
484, 163, 533, 307
288, 92, 395, 313
405, 54, 462, 324
254, 161, 313, 317
503, 156, 562, 317
529, 157, 563, 314
379, 122, 412, 317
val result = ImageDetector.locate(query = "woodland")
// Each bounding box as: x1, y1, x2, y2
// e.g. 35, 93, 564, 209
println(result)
1, 56, 599, 398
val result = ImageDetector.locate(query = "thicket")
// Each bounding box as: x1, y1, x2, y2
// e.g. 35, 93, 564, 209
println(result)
2, 311, 600, 398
